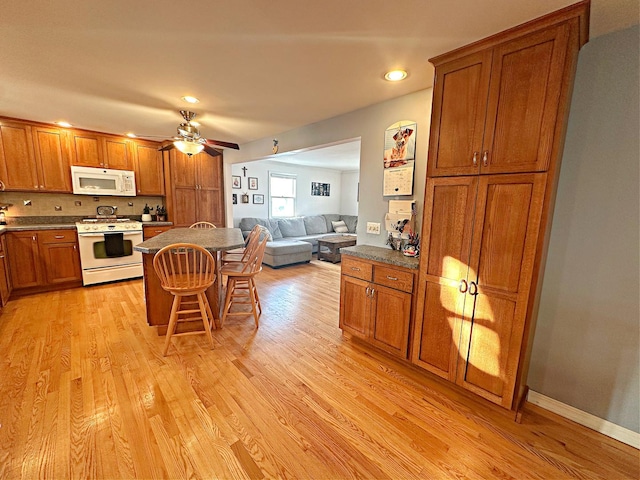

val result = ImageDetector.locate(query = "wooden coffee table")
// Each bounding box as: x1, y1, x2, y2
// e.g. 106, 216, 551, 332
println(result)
317, 235, 357, 263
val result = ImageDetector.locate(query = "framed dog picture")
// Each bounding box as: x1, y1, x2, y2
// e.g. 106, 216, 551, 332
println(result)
383, 121, 417, 168
232, 176, 241, 189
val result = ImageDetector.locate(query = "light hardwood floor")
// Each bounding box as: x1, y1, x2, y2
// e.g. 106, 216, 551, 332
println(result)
0, 259, 637, 479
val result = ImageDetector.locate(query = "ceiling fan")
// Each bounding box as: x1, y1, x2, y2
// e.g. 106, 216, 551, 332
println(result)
156, 110, 239, 157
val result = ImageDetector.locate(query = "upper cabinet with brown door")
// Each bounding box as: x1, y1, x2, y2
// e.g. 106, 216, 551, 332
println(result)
164, 150, 224, 227
69, 131, 133, 170
426, 4, 588, 177
132, 140, 165, 196
0, 119, 72, 192
414, 2, 589, 413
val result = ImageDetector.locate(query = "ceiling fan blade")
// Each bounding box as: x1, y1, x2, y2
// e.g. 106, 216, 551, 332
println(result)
204, 138, 240, 150
203, 144, 223, 157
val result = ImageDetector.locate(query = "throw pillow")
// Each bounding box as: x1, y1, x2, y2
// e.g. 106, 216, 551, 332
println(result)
331, 220, 349, 233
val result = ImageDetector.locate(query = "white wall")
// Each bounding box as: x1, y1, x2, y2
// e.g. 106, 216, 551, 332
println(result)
225, 89, 431, 247
528, 25, 639, 433
230, 160, 343, 226
340, 170, 359, 216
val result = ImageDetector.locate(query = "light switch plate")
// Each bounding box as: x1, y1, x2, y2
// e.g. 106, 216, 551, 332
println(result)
366, 222, 381, 234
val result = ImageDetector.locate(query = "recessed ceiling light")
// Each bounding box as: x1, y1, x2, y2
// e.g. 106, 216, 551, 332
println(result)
55, 121, 72, 128
181, 96, 200, 104
384, 70, 408, 81
126, 133, 137, 138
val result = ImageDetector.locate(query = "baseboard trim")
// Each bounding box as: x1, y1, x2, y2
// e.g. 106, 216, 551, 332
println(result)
527, 390, 640, 448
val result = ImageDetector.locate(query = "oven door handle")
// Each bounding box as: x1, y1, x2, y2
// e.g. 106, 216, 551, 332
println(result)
78, 231, 142, 237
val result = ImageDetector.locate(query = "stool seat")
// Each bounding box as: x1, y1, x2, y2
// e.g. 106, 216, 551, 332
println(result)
153, 243, 216, 356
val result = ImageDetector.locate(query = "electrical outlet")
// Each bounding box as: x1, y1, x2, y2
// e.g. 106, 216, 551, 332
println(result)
366, 222, 381, 234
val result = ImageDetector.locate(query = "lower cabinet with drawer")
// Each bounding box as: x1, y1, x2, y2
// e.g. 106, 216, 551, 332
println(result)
143, 225, 172, 240
0, 233, 12, 307
7, 229, 82, 293
339, 255, 416, 358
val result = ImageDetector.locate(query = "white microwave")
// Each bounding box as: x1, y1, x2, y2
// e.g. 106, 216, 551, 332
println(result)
71, 166, 136, 196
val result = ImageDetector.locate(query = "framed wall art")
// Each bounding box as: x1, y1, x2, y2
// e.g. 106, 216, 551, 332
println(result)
232, 176, 241, 189
248, 177, 259, 190
253, 194, 264, 204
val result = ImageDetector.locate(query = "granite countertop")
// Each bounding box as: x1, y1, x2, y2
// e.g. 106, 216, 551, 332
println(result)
341, 245, 420, 270
134, 227, 245, 254
0, 217, 173, 232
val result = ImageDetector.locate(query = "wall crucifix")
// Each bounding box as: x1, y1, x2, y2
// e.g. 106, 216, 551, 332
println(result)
241, 167, 248, 177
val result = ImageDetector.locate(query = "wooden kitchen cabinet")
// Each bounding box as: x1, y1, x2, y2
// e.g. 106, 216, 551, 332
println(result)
32, 125, 72, 192
70, 131, 133, 170
0, 120, 70, 192
143, 225, 172, 239
133, 140, 165, 195
102, 136, 133, 170
340, 256, 415, 359
7, 229, 81, 293
0, 121, 39, 190
69, 130, 104, 167
38, 229, 82, 285
0, 234, 12, 307
164, 150, 225, 227
7, 231, 43, 289
414, 3, 588, 413
412, 174, 546, 407
427, 15, 574, 177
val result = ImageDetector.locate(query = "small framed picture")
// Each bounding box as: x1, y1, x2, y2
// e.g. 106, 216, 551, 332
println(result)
232, 176, 241, 189
253, 194, 264, 204
241, 194, 249, 203
232, 194, 237, 204
248, 177, 258, 190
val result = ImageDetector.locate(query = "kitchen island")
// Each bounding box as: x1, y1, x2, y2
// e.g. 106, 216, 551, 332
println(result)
134, 227, 245, 334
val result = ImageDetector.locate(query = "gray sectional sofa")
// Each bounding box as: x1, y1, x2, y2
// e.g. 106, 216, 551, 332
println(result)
238, 214, 357, 267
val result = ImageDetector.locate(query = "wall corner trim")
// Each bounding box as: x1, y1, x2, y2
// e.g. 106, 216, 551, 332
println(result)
527, 390, 640, 448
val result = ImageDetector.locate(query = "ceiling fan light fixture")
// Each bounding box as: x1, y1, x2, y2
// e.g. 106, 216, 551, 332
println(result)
384, 69, 408, 81
174, 140, 204, 156
181, 96, 200, 104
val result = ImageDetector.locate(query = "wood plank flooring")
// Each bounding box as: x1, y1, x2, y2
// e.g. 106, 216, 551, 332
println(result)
0, 259, 637, 479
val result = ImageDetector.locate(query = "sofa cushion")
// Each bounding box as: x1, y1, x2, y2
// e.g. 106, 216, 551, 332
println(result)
331, 220, 349, 233
238, 217, 282, 239
304, 215, 328, 235
268, 219, 283, 239
264, 240, 312, 256
278, 217, 306, 237
323, 214, 340, 232
341, 215, 358, 233
257, 225, 273, 241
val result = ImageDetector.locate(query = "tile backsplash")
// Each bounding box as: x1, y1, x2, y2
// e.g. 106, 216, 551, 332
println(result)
0, 192, 163, 219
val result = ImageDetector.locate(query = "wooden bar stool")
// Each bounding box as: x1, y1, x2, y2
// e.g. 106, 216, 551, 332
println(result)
190, 221, 216, 229
220, 236, 268, 327
222, 224, 262, 265
153, 243, 216, 356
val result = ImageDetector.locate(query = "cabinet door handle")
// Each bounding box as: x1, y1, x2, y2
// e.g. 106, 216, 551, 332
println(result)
365, 286, 370, 296
40, 185, 44, 189
0, 255, 4, 259
351, 267, 361, 271
370, 288, 375, 297
32, 236, 36, 241
482, 151, 489, 167
469, 281, 478, 296
472, 151, 479, 166
386, 275, 398, 281
459, 279, 468, 293
54, 235, 65, 239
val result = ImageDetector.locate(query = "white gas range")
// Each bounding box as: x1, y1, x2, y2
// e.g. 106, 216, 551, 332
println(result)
75, 218, 143, 286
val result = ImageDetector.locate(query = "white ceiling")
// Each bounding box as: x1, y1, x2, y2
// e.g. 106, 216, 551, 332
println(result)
1, 0, 637, 154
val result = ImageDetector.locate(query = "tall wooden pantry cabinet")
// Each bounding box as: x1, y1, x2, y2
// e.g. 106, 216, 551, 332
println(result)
412, 1, 590, 411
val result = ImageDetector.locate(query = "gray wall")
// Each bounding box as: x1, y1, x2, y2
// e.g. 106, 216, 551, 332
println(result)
528, 25, 639, 433
225, 89, 431, 247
